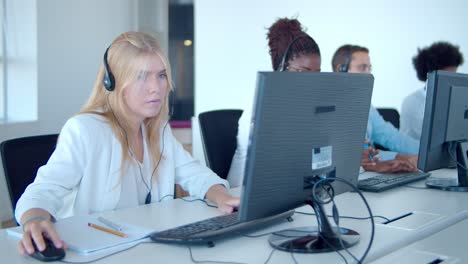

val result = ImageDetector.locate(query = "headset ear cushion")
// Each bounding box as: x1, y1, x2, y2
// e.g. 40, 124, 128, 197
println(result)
103, 46, 115, 91
339, 64, 348, 73
103, 71, 115, 91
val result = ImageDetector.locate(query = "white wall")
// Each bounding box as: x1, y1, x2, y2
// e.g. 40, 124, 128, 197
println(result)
193, 0, 468, 161
0, 0, 137, 223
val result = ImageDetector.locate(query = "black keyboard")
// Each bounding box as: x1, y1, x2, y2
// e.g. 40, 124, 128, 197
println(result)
150, 210, 294, 245
155, 212, 239, 238
358, 171, 431, 192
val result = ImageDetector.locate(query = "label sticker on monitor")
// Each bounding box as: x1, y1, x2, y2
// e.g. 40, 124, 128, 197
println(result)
311, 146, 332, 170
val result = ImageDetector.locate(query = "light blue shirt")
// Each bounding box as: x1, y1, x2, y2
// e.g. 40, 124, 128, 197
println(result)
367, 105, 419, 161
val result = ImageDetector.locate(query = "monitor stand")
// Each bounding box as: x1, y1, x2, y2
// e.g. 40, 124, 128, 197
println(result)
268, 199, 360, 253
426, 141, 468, 192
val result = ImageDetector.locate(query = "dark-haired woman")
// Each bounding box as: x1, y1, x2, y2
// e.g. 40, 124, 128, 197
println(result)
226, 18, 321, 187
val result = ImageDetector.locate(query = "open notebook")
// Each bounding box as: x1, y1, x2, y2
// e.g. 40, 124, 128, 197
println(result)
7, 215, 155, 255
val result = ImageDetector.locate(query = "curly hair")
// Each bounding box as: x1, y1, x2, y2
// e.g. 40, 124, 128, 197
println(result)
413, 41, 464, 81
267, 18, 320, 71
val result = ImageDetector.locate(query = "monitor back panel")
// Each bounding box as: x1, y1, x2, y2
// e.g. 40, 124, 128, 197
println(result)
240, 72, 374, 222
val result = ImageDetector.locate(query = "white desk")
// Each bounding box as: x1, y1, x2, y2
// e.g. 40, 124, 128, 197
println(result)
371, 218, 468, 263
1, 168, 467, 263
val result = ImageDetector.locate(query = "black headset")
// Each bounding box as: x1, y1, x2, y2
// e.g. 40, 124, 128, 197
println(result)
338, 49, 353, 73
103, 46, 115, 91
339, 63, 349, 73
277, 34, 317, 72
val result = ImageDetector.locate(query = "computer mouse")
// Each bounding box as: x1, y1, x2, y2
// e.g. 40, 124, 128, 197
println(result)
30, 236, 66, 262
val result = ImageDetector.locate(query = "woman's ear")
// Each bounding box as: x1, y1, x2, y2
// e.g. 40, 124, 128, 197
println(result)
121, 87, 127, 97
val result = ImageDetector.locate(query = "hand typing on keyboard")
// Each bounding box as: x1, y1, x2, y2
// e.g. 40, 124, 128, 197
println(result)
363, 159, 418, 173
395, 154, 418, 170
205, 185, 240, 214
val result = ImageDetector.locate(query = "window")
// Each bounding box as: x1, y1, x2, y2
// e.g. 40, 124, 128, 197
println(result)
169, 0, 194, 121
0, 0, 37, 123
0, 0, 5, 120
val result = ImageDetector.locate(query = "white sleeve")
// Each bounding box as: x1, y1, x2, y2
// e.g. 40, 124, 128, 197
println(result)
15, 117, 88, 222
170, 128, 229, 199
226, 110, 250, 187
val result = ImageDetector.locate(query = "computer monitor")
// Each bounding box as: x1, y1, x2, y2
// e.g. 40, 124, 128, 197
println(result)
239, 72, 374, 253
418, 70, 468, 192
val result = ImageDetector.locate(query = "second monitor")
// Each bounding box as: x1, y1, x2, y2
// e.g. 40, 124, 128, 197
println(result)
241, 71, 374, 252
418, 70, 468, 191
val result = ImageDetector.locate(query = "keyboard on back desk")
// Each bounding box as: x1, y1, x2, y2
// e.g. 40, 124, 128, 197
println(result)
358, 171, 431, 192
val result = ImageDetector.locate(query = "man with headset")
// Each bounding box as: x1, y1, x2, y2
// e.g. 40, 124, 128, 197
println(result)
332, 45, 419, 173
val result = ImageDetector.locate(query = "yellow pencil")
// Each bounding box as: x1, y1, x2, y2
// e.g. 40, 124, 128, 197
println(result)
88, 222, 127, 238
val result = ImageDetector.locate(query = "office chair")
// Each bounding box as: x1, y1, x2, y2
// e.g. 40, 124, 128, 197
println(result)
0, 134, 59, 216
377, 108, 400, 129
374, 108, 400, 151
198, 109, 243, 179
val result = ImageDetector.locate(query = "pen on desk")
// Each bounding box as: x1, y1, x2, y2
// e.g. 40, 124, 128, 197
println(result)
98, 216, 123, 231
382, 212, 413, 225
427, 258, 444, 264
363, 143, 374, 161
88, 222, 127, 238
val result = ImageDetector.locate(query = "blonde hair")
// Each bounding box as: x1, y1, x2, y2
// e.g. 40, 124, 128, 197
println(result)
80, 31, 173, 178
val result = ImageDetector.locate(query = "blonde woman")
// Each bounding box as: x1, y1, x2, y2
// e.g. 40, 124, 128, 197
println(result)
16, 32, 239, 255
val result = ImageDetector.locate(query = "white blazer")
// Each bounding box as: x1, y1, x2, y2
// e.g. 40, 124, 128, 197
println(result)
15, 114, 228, 221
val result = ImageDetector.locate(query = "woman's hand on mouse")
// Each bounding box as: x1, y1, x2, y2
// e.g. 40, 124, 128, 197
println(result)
18, 209, 66, 255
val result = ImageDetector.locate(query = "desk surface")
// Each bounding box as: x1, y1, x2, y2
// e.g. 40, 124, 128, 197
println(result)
372, 218, 468, 264
1, 168, 467, 263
